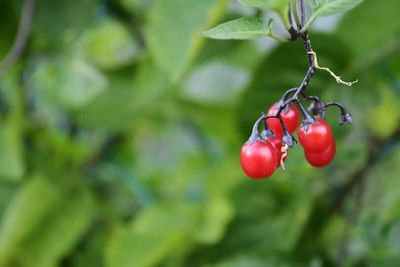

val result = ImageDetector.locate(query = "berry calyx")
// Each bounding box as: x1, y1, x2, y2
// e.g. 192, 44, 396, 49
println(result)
240, 139, 279, 179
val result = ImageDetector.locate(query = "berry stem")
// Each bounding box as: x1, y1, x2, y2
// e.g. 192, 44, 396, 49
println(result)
249, 114, 267, 142
294, 99, 315, 124
298, 0, 307, 31
280, 87, 297, 103
323, 101, 348, 114
323, 102, 353, 124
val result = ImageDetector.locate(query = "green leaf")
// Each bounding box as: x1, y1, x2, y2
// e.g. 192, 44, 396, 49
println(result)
145, 0, 229, 81
363, 146, 400, 225
303, 0, 365, 31
115, 0, 152, 14
238, 0, 290, 10
312, 0, 365, 17
0, 176, 94, 267
214, 255, 292, 267
202, 18, 275, 40
73, 229, 107, 267
77, 18, 140, 70
336, 0, 400, 59
238, 0, 267, 8
0, 118, 24, 181
181, 61, 250, 105
106, 203, 199, 267
29, 58, 107, 110
367, 84, 400, 139
210, 174, 312, 256
305, 0, 319, 9
75, 59, 170, 130
0, 70, 25, 181
17, 188, 94, 267
195, 198, 234, 244
32, 0, 98, 50
0, 177, 63, 265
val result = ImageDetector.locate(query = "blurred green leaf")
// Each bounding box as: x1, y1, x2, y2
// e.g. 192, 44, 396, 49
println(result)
0, 71, 24, 181
239, 0, 290, 9
73, 229, 107, 267
319, 215, 346, 249
29, 58, 107, 110
195, 198, 234, 244
106, 203, 199, 267
132, 120, 208, 197
304, 0, 365, 31
0, 176, 94, 267
364, 146, 400, 223
0, 185, 15, 222
115, 0, 152, 14
204, 174, 312, 260
145, 0, 229, 81
336, 0, 400, 59
0, 118, 24, 181
368, 257, 400, 267
214, 255, 293, 267
308, 0, 365, 16
181, 61, 250, 105
77, 18, 140, 70
75, 59, 169, 130
17, 187, 94, 267
32, 0, 98, 50
0, 177, 62, 265
367, 84, 400, 139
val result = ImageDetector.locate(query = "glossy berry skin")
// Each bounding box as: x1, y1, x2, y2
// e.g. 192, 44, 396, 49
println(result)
240, 140, 279, 179
266, 135, 283, 167
266, 103, 300, 137
305, 142, 336, 168
298, 119, 334, 153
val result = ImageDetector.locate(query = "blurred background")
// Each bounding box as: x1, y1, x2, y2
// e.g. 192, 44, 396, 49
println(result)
0, 0, 399, 266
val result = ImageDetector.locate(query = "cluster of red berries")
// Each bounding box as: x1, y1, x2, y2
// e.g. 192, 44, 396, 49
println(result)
240, 102, 337, 179
233, 0, 355, 179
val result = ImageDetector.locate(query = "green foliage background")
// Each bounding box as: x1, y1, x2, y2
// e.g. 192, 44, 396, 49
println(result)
0, 0, 400, 266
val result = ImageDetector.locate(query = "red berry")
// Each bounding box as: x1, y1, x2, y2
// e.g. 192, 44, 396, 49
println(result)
266, 103, 300, 137
305, 141, 336, 167
240, 140, 279, 179
266, 135, 283, 168
298, 118, 334, 153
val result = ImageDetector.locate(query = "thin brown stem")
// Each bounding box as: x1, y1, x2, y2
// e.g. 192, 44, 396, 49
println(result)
0, 0, 36, 76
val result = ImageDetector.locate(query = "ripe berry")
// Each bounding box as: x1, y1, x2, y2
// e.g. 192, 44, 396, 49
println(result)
298, 118, 334, 153
266, 103, 300, 137
266, 134, 284, 167
240, 140, 279, 179
305, 142, 336, 167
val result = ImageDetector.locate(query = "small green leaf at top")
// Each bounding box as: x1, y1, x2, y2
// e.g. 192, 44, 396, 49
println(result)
238, 0, 268, 8
202, 17, 285, 41
238, 0, 290, 10
308, 0, 365, 17
302, 0, 365, 32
